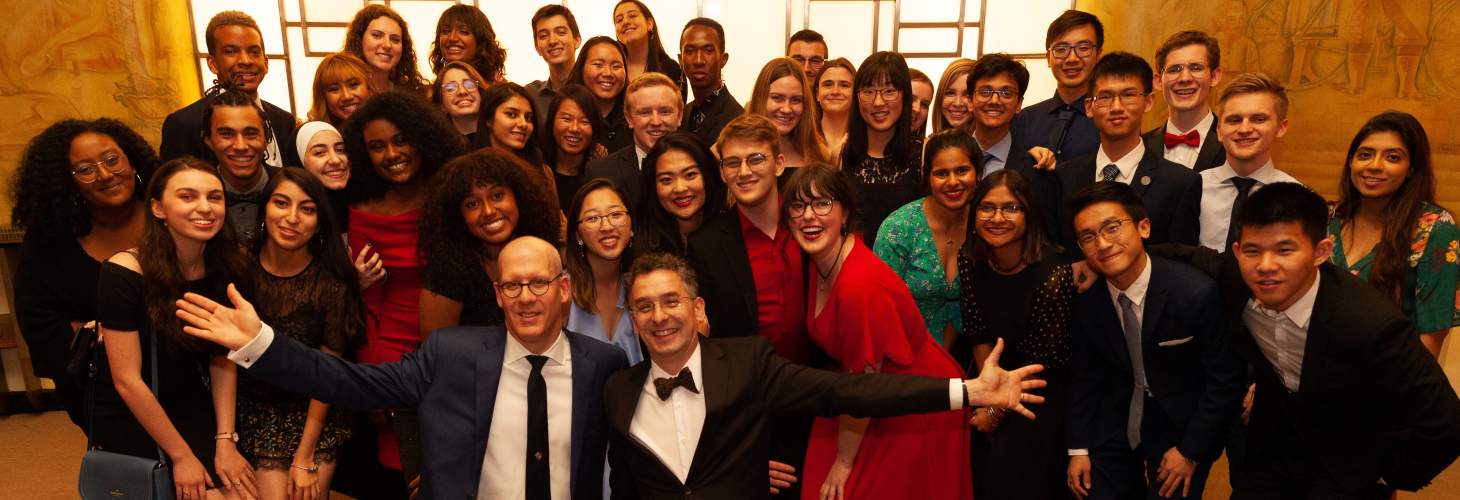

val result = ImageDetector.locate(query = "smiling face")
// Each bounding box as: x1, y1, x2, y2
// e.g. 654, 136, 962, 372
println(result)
940, 72, 972, 129
973, 184, 1026, 251
576, 187, 632, 261
205, 105, 266, 189
583, 43, 627, 104
766, 76, 805, 136
437, 21, 477, 64
438, 68, 481, 118
1235, 221, 1331, 311
553, 98, 594, 156
534, 15, 580, 66
817, 67, 854, 114
461, 182, 519, 246
971, 72, 1023, 132
207, 25, 268, 93
910, 79, 934, 132
1072, 201, 1150, 285
627, 85, 681, 151
719, 138, 784, 208
151, 169, 225, 244
362, 17, 403, 73
1217, 92, 1287, 171
324, 75, 369, 122
1085, 74, 1152, 142
787, 185, 845, 259
1156, 44, 1222, 115
69, 132, 137, 209
302, 130, 349, 190
613, 3, 653, 46
858, 81, 903, 132
1348, 131, 1411, 201
363, 119, 421, 185
490, 95, 535, 151
630, 269, 706, 368
680, 25, 726, 92
928, 147, 977, 212
655, 149, 707, 220
264, 180, 319, 252
495, 239, 570, 348
1047, 25, 1100, 92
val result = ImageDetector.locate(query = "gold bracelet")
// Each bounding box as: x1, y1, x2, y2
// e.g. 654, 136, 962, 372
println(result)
291, 463, 319, 473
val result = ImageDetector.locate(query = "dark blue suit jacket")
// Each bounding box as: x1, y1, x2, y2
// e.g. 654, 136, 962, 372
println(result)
246, 326, 629, 499
1065, 256, 1244, 462
1039, 145, 1202, 261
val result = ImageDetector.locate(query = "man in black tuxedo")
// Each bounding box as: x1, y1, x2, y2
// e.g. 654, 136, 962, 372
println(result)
175, 237, 630, 499
587, 73, 683, 209
1011, 10, 1105, 161
1063, 182, 1245, 500
605, 252, 1046, 499
1040, 52, 1201, 260
678, 18, 742, 148
1140, 31, 1226, 172
1150, 183, 1460, 499
160, 11, 298, 169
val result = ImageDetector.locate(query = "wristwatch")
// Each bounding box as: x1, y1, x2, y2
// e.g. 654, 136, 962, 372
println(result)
214, 431, 239, 443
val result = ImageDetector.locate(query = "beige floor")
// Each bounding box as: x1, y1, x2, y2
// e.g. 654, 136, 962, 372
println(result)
1, 410, 1457, 499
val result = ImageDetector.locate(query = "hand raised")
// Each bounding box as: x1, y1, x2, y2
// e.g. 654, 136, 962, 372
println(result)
964, 338, 1046, 419
175, 283, 262, 351
1028, 146, 1058, 171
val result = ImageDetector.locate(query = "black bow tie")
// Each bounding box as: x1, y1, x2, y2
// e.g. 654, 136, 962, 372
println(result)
228, 191, 266, 205
653, 367, 699, 400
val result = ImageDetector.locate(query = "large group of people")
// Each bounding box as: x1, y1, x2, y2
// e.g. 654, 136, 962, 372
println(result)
9, 3, 1460, 500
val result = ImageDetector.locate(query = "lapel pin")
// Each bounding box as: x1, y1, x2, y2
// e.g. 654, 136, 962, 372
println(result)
1140, 176, 1151, 186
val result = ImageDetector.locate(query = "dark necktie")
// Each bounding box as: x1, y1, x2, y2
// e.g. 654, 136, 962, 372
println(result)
1048, 107, 1077, 157
1225, 177, 1259, 251
525, 355, 550, 500
1163, 130, 1200, 149
654, 367, 700, 400
1101, 163, 1121, 183
1118, 293, 1146, 449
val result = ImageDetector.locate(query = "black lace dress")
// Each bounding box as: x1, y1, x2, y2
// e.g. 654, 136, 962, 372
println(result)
237, 260, 357, 469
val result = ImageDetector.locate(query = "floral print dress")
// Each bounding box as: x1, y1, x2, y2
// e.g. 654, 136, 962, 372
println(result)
1329, 202, 1460, 333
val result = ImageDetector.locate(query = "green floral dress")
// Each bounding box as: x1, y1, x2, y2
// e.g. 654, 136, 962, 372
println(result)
873, 198, 962, 344
1328, 203, 1460, 333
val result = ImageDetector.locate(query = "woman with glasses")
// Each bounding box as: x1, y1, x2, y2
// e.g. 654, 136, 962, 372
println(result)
954, 168, 1074, 499
431, 61, 487, 140
11, 118, 157, 429
568, 37, 633, 153
816, 58, 856, 161
564, 179, 643, 365
744, 58, 832, 174
637, 131, 726, 255
932, 59, 976, 134
841, 52, 924, 246
873, 130, 980, 347
784, 163, 972, 500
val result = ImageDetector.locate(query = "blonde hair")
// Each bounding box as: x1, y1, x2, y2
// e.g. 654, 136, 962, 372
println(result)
745, 58, 831, 164
431, 61, 490, 109
308, 53, 375, 127
931, 58, 975, 134
624, 72, 682, 113
1219, 72, 1289, 120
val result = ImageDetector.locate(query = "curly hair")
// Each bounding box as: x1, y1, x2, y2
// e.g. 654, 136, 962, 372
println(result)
428, 4, 507, 83
11, 118, 159, 239
344, 4, 428, 94
340, 90, 467, 204
420, 148, 562, 284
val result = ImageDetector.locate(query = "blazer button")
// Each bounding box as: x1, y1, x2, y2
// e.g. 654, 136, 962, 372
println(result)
683, 488, 692, 495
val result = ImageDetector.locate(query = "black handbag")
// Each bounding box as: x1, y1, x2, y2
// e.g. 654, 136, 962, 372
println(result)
78, 328, 176, 500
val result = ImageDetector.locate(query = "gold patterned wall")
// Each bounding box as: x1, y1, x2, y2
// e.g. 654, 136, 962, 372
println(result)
0, 0, 201, 226
1081, 0, 1459, 208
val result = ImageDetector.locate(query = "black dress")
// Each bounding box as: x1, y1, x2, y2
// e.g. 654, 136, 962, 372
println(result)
422, 259, 505, 328
238, 260, 356, 469
14, 233, 100, 428
845, 138, 924, 247
93, 261, 228, 481
954, 245, 1075, 500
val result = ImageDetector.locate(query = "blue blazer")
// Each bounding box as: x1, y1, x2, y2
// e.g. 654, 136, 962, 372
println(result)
1065, 256, 1244, 462
246, 326, 629, 499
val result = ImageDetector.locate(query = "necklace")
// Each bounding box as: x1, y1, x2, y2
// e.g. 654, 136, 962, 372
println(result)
989, 256, 1026, 275
817, 238, 850, 283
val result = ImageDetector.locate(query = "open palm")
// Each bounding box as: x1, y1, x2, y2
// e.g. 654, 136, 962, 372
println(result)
174, 283, 263, 351
969, 338, 1046, 419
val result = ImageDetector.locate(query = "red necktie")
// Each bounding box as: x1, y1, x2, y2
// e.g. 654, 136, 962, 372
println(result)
1163, 130, 1199, 149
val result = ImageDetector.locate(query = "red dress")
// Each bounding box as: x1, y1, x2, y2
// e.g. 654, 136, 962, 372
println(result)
347, 207, 424, 469
801, 239, 973, 500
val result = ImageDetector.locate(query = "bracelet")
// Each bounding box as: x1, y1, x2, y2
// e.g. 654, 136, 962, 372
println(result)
291, 464, 319, 473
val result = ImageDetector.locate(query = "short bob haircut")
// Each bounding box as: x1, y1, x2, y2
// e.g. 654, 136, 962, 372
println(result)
745, 58, 831, 164
11, 118, 159, 238
964, 168, 1053, 264
780, 162, 859, 236
308, 53, 376, 127
428, 4, 508, 81
341, 90, 467, 204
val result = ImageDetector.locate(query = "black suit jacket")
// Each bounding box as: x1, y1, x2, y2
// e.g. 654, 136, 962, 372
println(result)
1066, 256, 1245, 462
159, 96, 300, 168
246, 327, 629, 499
1045, 145, 1201, 260
681, 88, 743, 148
685, 210, 757, 339
587, 145, 645, 209
1141, 118, 1226, 172
1151, 245, 1460, 491
605, 336, 956, 499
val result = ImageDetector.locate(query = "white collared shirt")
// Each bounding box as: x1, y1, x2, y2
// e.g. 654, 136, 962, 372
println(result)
1244, 274, 1320, 393
635, 146, 649, 172
1093, 141, 1147, 184
1198, 161, 1303, 251
1161, 112, 1215, 169
480, 331, 574, 500
977, 131, 1013, 177
629, 344, 707, 483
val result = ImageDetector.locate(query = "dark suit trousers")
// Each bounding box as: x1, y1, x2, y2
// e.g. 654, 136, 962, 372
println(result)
1089, 394, 1214, 500
1231, 420, 1393, 500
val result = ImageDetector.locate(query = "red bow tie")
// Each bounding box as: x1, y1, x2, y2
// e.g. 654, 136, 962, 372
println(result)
1164, 130, 1199, 149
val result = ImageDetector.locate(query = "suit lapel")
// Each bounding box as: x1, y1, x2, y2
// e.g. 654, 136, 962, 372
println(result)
1295, 269, 1339, 399
720, 216, 759, 325
1131, 148, 1164, 197
1193, 119, 1225, 172
684, 340, 727, 483
566, 333, 596, 487
1141, 269, 1169, 359
611, 362, 687, 485
475, 334, 507, 442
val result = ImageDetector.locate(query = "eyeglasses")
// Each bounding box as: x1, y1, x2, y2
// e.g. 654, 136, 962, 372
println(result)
579, 210, 629, 228
1162, 63, 1208, 77
720, 152, 768, 171
442, 80, 479, 95
1049, 42, 1096, 60
790, 55, 826, 68
975, 203, 1024, 220
857, 87, 901, 102
496, 272, 565, 298
1076, 218, 1134, 249
632, 295, 692, 317
1089, 91, 1149, 109
974, 87, 1019, 102
71, 152, 131, 184
787, 198, 836, 217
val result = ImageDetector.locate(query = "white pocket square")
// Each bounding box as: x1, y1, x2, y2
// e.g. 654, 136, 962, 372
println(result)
1157, 336, 1194, 347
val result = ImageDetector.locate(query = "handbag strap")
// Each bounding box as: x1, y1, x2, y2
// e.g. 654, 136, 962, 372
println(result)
85, 315, 167, 465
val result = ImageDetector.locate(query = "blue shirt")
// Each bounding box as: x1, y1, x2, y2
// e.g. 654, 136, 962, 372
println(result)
1010, 92, 1100, 161
566, 286, 643, 366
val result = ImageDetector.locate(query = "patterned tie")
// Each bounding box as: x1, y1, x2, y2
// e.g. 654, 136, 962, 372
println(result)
1225, 177, 1259, 251
654, 367, 700, 400
1101, 163, 1121, 183
1118, 293, 1146, 450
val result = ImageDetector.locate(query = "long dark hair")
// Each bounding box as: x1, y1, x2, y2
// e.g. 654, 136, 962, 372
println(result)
637, 132, 726, 254
419, 149, 561, 284
343, 4, 428, 94
567, 36, 629, 114
11, 118, 158, 239
140, 157, 253, 355
474, 82, 544, 165
341, 90, 467, 204
613, 1, 676, 75
1333, 111, 1438, 301
565, 179, 633, 312
841, 52, 916, 168
541, 84, 604, 170
428, 4, 507, 82
964, 169, 1052, 264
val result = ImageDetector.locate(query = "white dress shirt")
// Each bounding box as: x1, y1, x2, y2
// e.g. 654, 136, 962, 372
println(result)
1243, 274, 1320, 393
1160, 113, 1214, 169
1198, 161, 1303, 251
977, 131, 1014, 177
630, 344, 708, 483
635, 146, 649, 172
1093, 141, 1147, 184
1070, 254, 1153, 456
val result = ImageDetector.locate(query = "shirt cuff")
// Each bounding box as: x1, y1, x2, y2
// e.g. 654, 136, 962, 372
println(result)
1067, 449, 1089, 456
226, 323, 275, 368
948, 379, 964, 411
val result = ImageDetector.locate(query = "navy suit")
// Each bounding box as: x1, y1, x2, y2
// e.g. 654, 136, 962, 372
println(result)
1067, 257, 1245, 499
1041, 146, 1202, 261
244, 326, 629, 499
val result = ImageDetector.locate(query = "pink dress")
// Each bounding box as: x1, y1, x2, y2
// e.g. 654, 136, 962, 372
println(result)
801, 239, 973, 500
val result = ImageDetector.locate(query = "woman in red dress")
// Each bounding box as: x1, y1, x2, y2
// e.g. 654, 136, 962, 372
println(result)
784, 163, 973, 500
